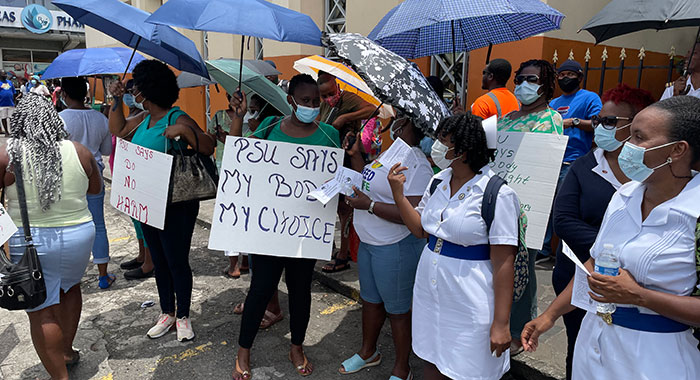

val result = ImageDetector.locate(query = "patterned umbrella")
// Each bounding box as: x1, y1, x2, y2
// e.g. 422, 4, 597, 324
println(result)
323, 33, 450, 134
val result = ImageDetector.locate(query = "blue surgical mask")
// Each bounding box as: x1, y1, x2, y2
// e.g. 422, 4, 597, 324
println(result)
514, 81, 542, 105
31, 79, 37, 85
123, 93, 136, 108
292, 98, 319, 123
60, 96, 67, 107
594, 122, 631, 152
618, 141, 677, 182
132, 92, 145, 111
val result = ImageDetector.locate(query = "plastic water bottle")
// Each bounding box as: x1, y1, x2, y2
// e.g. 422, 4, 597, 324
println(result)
595, 244, 619, 314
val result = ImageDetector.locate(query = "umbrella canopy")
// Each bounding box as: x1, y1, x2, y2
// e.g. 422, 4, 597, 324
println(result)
323, 33, 450, 134
42, 47, 147, 80
243, 60, 281, 77
206, 59, 292, 116
145, 0, 322, 46
294, 55, 394, 119
368, 0, 564, 59
581, 0, 700, 44
177, 71, 217, 88
53, 0, 209, 77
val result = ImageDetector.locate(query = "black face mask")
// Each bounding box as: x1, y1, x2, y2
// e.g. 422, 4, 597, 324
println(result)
558, 77, 580, 93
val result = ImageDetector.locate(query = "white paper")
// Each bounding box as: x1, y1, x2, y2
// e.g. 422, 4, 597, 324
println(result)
110, 138, 173, 229
308, 179, 340, 205
308, 167, 363, 205
488, 132, 568, 249
0, 204, 18, 245
571, 266, 598, 313
377, 137, 417, 170
208, 137, 342, 260
561, 242, 591, 275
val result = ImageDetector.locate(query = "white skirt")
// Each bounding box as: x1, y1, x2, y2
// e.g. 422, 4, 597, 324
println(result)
573, 312, 700, 380
412, 247, 509, 380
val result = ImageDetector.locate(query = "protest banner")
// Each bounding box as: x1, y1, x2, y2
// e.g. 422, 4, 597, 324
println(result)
489, 132, 568, 250
208, 137, 343, 260
110, 138, 173, 230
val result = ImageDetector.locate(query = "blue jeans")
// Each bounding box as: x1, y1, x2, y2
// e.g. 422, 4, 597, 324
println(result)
539, 163, 572, 257
87, 187, 109, 264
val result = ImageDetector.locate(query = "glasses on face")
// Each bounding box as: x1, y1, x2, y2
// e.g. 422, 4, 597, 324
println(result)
592, 115, 632, 130
514, 74, 540, 85
557, 72, 579, 80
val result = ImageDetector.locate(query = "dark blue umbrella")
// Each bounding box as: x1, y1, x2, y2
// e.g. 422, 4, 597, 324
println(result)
368, 0, 564, 59
144, 0, 322, 46
52, 0, 208, 78
42, 47, 147, 80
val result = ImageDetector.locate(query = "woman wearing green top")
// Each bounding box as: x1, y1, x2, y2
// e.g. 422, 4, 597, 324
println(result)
496, 59, 563, 356
228, 74, 339, 380
108, 60, 215, 343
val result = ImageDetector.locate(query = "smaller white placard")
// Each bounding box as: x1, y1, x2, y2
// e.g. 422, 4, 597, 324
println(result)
0, 204, 18, 245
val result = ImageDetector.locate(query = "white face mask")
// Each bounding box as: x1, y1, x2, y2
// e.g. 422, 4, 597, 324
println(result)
430, 140, 457, 170
243, 110, 260, 124
514, 81, 542, 105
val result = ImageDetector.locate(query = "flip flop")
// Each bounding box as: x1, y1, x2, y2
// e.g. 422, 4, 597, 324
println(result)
98, 274, 116, 289
223, 269, 241, 279
260, 310, 283, 329
233, 357, 252, 380
339, 350, 381, 374
322, 259, 351, 273
233, 303, 245, 315
289, 351, 312, 377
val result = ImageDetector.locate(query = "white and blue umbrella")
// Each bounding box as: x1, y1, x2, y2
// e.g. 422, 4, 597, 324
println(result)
42, 47, 147, 80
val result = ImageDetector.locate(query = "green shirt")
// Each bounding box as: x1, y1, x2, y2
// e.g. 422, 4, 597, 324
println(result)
252, 116, 340, 148
132, 107, 188, 153
207, 109, 233, 169
497, 108, 563, 134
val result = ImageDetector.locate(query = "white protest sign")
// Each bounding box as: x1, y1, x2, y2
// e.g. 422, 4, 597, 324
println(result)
489, 132, 568, 250
110, 138, 173, 230
0, 204, 17, 245
208, 137, 343, 260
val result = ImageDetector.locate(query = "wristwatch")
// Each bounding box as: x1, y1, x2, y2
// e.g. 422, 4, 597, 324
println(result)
572, 118, 581, 126
368, 200, 376, 215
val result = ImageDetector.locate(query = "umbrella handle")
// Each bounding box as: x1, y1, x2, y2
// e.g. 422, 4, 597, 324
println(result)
122, 37, 142, 81
361, 101, 384, 131
238, 35, 245, 97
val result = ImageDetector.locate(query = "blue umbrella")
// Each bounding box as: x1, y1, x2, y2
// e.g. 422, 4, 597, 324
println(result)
52, 0, 208, 78
368, 0, 564, 59
41, 47, 147, 80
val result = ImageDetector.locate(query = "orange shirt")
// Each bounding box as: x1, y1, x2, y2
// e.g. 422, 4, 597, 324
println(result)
470, 87, 520, 119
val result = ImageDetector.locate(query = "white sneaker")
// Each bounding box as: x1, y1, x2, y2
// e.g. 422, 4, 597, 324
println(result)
176, 317, 195, 342
147, 314, 175, 339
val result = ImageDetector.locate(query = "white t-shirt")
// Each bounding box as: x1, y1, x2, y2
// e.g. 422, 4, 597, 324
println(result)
353, 146, 433, 246
59, 109, 112, 170
30, 84, 50, 97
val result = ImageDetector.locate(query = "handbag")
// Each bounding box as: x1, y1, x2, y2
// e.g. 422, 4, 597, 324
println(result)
166, 112, 219, 203
0, 156, 47, 310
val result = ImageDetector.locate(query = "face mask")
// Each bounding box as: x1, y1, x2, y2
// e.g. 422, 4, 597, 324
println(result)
618, 141, 677, 182
31, 79, 37, 85
431, 140, 457, 170
389, 117, 407, 141
593, 123, 631, 152
514, 81, 542, 105
60, 96, 67, 108
292, 98, 320, 123
243, 110, 259, 124
123, 93, 136, 108
557, 77, 580, 93
323, 90, 341, 108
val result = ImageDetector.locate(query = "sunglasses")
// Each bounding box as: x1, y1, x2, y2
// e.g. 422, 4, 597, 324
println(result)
514, 74, 540, 85
591, 115, 632, 130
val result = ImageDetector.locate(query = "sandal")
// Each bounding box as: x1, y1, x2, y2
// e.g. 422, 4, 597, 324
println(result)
322, 258, 350, 273
389, 371, 413, 380
233, 302, 245, 315
339, 350, 381, 374
260, 310, 283, 329
65, 349, 80, 366
289, 351, 312, 376
233, 357, 252, 380
223, 268, 241, 279
98, 274, 116, 289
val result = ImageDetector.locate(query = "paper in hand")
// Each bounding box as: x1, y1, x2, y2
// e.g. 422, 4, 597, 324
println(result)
561, 242, 590, 275
308, 167, 363, 205
377, 137, 417, 170
571, 266, 598, 313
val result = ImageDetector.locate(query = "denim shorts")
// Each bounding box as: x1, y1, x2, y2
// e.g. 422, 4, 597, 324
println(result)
10, 221, 95, 312
358, 233, 425, 314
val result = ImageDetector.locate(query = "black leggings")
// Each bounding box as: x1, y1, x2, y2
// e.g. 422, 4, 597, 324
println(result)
141, 201, 199, 319
238, 254, 316, 348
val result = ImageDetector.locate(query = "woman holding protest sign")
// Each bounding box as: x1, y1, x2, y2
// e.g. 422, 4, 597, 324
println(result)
521, 96, 700, 380
0, 93, 102, 379
389, 114, 520, 380
551, 84, 653, 380
496, 59, 563, 355
227, 74, 340, 379
108, 60, 215, 343
337, 114, 433, 380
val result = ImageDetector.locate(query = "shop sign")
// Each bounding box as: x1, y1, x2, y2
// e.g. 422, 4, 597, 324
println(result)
0, 5, 84, 34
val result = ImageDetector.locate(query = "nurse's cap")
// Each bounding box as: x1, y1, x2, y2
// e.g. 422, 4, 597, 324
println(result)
482, 115, 498, 149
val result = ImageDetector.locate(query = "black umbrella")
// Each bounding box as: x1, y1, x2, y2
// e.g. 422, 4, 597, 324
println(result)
581, 0, 700, 74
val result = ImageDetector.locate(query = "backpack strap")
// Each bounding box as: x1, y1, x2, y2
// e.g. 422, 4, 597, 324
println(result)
486, 92, 502, 118
429, 178, 443, 196
481, 175, 507, 232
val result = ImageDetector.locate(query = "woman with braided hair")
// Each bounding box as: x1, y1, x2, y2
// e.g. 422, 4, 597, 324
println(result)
0, 93, 102, 379
389, 114, 521, 379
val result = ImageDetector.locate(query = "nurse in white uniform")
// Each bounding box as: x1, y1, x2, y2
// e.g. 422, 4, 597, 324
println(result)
521, 96, 700, 380
389, 114, 521, 380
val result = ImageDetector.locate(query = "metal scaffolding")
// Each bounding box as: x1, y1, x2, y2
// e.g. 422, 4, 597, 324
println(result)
324, 0, 346, 56
431, 52, 468, 104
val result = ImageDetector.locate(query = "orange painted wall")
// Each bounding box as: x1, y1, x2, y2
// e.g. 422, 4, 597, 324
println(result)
465, 36, 681, 108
